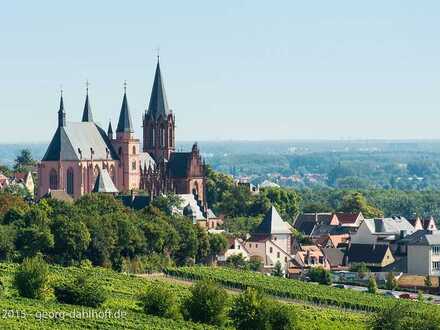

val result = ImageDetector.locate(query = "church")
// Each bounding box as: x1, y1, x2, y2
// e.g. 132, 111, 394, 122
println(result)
37, 60, 207, 208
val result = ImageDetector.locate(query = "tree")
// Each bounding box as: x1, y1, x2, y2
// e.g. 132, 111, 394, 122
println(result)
260, 187, 301, 223
150, 194, 183, 216
0, 225, 16, 261
183, 280, 228, 326
54, 273, 106, 307
51, 216, 91, 265
195, 225, 210, 263
207, 233, 228, 264
13, 149, 36, 172
15, 225, 54, 259
14, 255, 49, 299
226, 254, 247, 269
386, 272, 397, 290
272, 261, 284, 277
339, 192, 383, 218
308, 267, 332, 285
229, 288, 270, 330
0, 192, 28, 220
139, 283, 180, 320
350, 262, 370, 278
368, 276, 378, 294
267, 304, 296, 330
425, 275, 433, 288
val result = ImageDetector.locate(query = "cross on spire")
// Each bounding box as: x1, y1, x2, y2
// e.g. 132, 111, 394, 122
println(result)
123, 80, 127, 93
86, 80, 90, 95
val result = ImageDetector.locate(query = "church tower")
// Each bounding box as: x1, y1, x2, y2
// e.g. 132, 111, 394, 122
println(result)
143, 59, 175, 161
112, 83, 140, 192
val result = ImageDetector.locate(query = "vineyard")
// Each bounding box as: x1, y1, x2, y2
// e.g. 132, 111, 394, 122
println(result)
164, 266, 439, 313
0, 263, 368, 329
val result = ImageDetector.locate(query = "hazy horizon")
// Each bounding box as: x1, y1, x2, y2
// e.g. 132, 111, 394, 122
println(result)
2, 1, 440, 143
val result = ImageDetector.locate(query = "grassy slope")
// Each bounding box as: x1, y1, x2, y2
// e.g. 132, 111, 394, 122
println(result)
0, 263, 366, 330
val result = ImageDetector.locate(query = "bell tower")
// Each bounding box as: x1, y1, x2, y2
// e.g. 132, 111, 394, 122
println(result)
143, 58, 175, 161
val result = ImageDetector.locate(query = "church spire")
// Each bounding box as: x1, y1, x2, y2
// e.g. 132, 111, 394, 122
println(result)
146, 59, 170, 120
82, 81, 93, 122
107, 120, 113, 139
116, 81, 134, 134
58, 88, 66, 127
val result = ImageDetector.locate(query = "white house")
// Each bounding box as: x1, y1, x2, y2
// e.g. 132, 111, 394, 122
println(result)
407, 231, 440, 276
351, 217, 415, 245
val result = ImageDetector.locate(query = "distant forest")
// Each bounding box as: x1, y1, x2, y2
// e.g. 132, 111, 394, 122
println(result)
4, 140, 440, 190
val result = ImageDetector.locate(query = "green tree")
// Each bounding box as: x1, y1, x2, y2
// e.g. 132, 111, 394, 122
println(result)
386, 272, 397, 290
368, 276, 378, 294
13, 149, 36, 172
226, 254, 247, 269
272, 261, 284, 277
183, 280, 228, 326
140, 283, 181, 320
308, 267, 332, 285
195, 225, 210, 263
15, 226, 54, 258
51, 216, 91, 265
425, 275, 433, 288
260, 187, 301, 223
229, 288, 269, 330
150, 194, 183, 216
0, 225, 16, 261
54, 273, 106, 307
339, 192, 383, 218
14, 255, 49, 299
208, 233, 228, 264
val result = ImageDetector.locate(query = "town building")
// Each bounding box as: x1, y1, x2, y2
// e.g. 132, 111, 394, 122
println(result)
406, 231, 440, 276
345, 243, 395, 271
37, 60, 207, 210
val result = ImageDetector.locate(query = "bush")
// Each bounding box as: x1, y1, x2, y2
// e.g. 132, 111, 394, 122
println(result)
139, 283, 180, 319
183, 280, 228, 326
368, 276, 378, 294
268, 304, 296, 330
13, 255, 49, 299
54, 273, 106, 307
385, 272, 397, 290
308, 267, 332, 285
230, 288, 270, 330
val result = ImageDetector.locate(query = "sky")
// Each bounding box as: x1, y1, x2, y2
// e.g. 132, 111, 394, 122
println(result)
1, 1, 440, 143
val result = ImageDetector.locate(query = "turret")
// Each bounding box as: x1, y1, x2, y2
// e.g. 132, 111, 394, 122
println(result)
58, 91, 66, 127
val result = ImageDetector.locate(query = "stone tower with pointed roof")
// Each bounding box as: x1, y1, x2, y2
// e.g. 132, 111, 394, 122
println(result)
111, 86, 141, 192
143, 59, 175, 161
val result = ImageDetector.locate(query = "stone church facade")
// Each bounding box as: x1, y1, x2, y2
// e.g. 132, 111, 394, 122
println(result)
38, 61, 206, 206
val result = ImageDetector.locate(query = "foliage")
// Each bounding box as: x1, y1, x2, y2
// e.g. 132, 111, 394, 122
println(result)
183, 280, 228, 326
272, 261, 284, 277
140, 283, 181, 320
13, 149, 36, 172
350, 262, 370, 278
226, 254, 248, 269
150, 194, 183, 216
308, 267, 332, 285
230, 288, 270, 330
339, 192, 383, 218
268, 303, 297, 330
54, 273, 106, 307
385, 272, 397, 291
425, 275, 433, 288
13, 255, 49, 299
368, 276, 378, 294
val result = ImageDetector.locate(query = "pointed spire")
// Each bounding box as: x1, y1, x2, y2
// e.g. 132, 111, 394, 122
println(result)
82, 81, 93, 122
107, 120, 113, 139
116, 81, 134, 133
58, 88, 66, 127
146, 59, 170, 120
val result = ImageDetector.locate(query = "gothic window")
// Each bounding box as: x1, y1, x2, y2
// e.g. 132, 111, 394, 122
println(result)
66, 167, 74, 195
151, 128, 155, 147
110, 165, 115, 183
132, 146, 136, 155
132, 161, 136, 170
49, 169, 58, 190
169, 127, 173, 147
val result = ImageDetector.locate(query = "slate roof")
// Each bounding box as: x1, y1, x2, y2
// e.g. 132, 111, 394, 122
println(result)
93, 169, 118, 193
82, 94, 93, 122
146, 61, 171, 120
116, 92, 134, 133
363, 217, 415, 235
322, 248, 345, 267
254, 206, 292, 235
346, 244, 391, 264
42, 122, 118, 161
168, 152, 191, 177
405, 230, 440, 246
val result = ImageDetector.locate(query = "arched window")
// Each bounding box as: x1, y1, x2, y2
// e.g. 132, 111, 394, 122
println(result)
151, 128, 155, 147
132, 146, 136, 155
49, 169, 58, 190
169, 127, 173, 147
110, 165, 116, 183
66, 167, 74, 195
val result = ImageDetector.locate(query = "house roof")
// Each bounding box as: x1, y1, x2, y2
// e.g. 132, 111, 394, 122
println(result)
336, 212, 362, 225
93, 169, 118, 193
322, 248, 345, 267
43, 190, 74, 203
254, 206, 292, 235
116, 91, 134, 133
146, 60, 171, 120
42, 122, 118, 161
363, 217, 414, 235
346, 244, 391, 264
406, 230, 440, 246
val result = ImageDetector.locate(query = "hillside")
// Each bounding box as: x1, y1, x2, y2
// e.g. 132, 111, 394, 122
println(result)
0, 263, 366, 329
